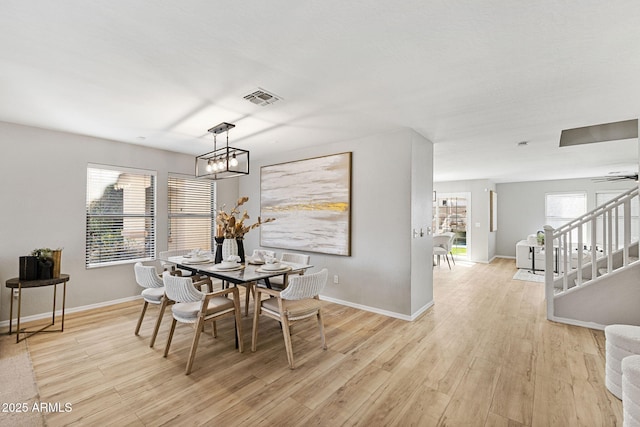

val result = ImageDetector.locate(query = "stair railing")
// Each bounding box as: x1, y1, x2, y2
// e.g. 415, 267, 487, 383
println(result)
544, 186, 639, 319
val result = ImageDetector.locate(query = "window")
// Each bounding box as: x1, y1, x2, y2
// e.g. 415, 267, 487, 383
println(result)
545, 192, 587, 229
168, 175, 215, 251
545, 192, 587, 244
86, 164, 156, 268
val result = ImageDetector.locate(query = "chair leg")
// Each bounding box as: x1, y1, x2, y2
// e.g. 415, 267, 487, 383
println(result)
233, 294, 244, 353
445, 254, 451, 269
185, 317, 204, 375
150, 298, 168, 348
281, 316, 295, 369
251, 298, 261, 352
135, 301, 149, 335
450, 251, 456, 265
212, 321, 218, 338
317, 308, 327, 350
164, 318, 177, 357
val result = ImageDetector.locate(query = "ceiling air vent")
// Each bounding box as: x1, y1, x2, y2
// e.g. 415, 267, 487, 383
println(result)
243, 88, 282, 107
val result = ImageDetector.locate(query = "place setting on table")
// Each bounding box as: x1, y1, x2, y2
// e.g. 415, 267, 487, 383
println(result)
178, 249, 215, 265
210, 256, 245, 272
254, 256, 293, 274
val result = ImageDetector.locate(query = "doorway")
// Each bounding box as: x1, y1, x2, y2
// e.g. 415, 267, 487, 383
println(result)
433, 192, 471, 260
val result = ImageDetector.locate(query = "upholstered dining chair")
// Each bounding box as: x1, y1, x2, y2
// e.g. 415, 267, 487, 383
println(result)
433, 234, 452, 269
252, 268, 328, 369
134, 262, 172, 348
267, 252, 311, 289
162, 272, 243, 375
441, 232, 456, 266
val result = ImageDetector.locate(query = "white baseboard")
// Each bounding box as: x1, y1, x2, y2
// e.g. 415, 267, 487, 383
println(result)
547, 315, 605, 331
2, 293, 437, 328
0, 295, 140, 329
320, 295, 434, 321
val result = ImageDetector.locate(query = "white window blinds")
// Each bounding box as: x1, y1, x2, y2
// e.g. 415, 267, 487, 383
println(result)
86, 164, 156, 268
168, 175, 215, 251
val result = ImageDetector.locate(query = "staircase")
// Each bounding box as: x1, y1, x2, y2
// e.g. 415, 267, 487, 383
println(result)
543, 186, 640, 329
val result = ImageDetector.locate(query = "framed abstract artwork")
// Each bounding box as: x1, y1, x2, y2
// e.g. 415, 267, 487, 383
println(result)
260, 152, 352, 256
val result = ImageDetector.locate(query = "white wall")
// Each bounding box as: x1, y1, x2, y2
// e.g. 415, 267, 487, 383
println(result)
0, 121, 238, 322
495, 178, 637, 258
411, 133, 434, 314
239, 128, 434, 318
433, 179, 496, 263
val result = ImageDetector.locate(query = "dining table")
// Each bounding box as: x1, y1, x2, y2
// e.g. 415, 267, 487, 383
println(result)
164, 254, 313, 290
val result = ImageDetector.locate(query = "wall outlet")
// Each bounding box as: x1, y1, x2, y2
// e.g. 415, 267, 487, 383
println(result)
13, 289, 19, 298
333, 275, 339, 284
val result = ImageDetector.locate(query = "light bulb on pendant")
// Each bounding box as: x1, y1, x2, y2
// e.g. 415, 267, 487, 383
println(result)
229, 153, 238, 167
206, 160, 214, 172
217, 158, 225, 170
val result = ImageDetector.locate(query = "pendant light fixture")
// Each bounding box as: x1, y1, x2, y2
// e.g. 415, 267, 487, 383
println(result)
195, 122, 250, 180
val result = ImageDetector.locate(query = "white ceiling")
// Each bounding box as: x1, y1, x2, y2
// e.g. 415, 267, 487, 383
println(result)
1, 1, 639, 183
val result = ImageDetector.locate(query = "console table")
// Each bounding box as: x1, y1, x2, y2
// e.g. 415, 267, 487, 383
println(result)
5, 274, 70, 343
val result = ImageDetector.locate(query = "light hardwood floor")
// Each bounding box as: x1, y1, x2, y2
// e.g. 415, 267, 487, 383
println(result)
21, 258, 622, 426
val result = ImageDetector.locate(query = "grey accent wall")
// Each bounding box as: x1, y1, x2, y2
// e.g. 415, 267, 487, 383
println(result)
495, 178, 637, 258
0, 121, 237, 321
239, 128, 434, 317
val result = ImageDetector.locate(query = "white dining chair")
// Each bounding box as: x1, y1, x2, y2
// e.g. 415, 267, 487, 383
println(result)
267, 252, 311, 289
162, 272, 243, 375
252, 268, 328, 369
441, 232, 456, 266
433, 234, 452, 269
133, 262, 172, 348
